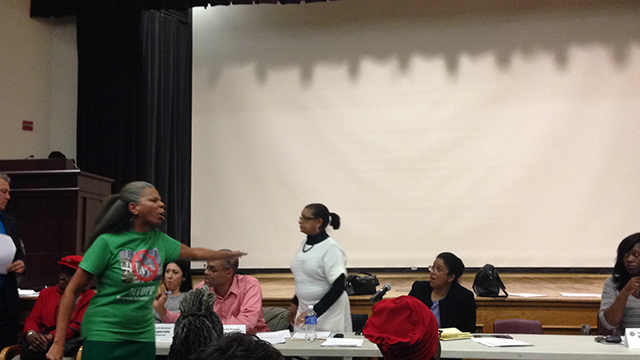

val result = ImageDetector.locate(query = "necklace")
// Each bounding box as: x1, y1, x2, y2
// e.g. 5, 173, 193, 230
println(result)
302, 244, 314, 253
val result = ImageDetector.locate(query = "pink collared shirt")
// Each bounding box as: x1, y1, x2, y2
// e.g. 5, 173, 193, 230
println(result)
162, 274, 269, 334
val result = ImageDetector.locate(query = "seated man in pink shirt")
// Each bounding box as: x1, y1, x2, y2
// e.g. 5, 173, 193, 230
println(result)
155, 250, 269, 334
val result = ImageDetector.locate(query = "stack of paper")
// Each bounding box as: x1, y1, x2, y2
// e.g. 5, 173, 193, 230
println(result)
256, 330, 291, 345
440, 328, 472, 341
560, 293, 601, 298
471, 337, 532, 347
321, 338, 364, 347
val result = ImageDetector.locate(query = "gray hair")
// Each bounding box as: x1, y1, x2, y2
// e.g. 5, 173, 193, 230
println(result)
0, 173, 10, 183
88, 181, 154, 246
217, 249, 239, 274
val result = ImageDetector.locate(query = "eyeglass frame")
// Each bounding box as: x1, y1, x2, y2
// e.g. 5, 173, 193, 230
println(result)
299, 216, 319, 222
203, 263, 232, 273
427, 265, 448, 275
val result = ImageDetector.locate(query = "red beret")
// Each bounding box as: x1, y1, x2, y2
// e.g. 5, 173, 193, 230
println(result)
58, 255, 83, 270
363, 295, 439, 360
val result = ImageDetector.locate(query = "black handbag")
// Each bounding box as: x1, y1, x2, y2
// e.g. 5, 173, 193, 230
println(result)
472, 264, 508, 297
345, 272, 379, 295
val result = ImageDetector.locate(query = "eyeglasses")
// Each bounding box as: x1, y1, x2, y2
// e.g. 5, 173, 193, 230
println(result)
203, 264, 230, 273
299, 216, 319, 221
428, 265, 446, 275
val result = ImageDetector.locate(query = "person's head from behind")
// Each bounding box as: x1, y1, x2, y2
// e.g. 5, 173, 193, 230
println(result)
203, 249, 238, 291
168, 288, 223, 360
90, 181, 164, 243
299, 203, 340, 236
429, 252, 464, 290
363, 295, 441, 360
57, 255, 82, 292
190, 332, 284, 360
164, 259, 192, 294
614, 233, 640, 291
0, 173, 10, 211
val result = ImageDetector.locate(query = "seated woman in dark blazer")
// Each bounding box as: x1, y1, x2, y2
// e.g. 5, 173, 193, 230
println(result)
408, 252, 477, 332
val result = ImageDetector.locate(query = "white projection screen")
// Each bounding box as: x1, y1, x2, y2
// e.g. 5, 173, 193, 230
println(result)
191, 1, 640, 269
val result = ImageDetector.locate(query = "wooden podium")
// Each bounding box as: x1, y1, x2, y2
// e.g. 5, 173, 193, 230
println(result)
0, 159, 113, 288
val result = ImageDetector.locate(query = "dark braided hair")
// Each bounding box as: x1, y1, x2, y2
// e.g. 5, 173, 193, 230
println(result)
168, 288, 224, 360
190, 333, 285, 360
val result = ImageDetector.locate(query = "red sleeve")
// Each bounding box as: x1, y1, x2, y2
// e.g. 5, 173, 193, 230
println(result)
50, 289, 95, 339
68, 289, 95, 339
23, 288, 50, 334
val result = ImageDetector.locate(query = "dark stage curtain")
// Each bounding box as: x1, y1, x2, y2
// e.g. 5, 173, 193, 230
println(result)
140, 11, 193, 246
31, 0, 335, 18
75, 1, 192, 244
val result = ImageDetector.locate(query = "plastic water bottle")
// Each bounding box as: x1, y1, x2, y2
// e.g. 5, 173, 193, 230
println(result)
305, 305, 318, 342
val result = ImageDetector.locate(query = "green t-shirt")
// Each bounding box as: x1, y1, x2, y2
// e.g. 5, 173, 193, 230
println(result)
80, 229, 181, 342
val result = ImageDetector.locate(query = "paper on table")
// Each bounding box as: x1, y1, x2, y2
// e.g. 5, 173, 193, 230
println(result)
256, 330, 291, 344
560, 293, 601, 298
471, 337, 532, 347
440, 327, 472, 341
321, 338, 364, 347
18, 289, 39, 297
292, 331, 331, 340
0, 234, 16, 275
510, 293, 548, 298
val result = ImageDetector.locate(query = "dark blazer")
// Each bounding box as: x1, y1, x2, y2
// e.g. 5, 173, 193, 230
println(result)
408, 280, 477, 333
1, 212, 26, 317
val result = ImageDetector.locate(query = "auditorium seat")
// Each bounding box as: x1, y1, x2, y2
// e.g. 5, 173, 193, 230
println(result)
351, 313, 368, 333
263, 307, 290, 332
0, 344, 81, 360
0, 345, 20, 360
493, 319, 543, 334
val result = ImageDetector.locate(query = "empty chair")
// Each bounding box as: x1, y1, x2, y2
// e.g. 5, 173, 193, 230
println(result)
351, 313, 369, 333
493, 319, 543, 334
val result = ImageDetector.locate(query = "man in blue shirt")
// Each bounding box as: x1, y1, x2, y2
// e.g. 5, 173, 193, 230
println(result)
0, 173, 26, 350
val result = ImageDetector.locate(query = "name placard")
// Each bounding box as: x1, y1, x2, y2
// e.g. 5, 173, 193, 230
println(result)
625, 328, 640, 348
155, 324, 175, 342
223, 324, 246, 334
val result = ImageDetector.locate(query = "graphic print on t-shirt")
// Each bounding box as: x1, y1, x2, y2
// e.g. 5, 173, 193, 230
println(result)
120, 248, 162, 283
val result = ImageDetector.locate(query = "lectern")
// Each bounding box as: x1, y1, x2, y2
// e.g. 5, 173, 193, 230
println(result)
0, 159, 113, 288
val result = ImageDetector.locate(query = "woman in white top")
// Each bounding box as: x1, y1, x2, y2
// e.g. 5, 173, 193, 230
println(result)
599, 233, 640, 334
289, 203, 352, 333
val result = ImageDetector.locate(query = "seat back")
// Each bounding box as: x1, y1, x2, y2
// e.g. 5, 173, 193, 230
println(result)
263, 307, 290, 332
351, 313, 368, 333
493, 319, 543, 334
0, 345, 20, 360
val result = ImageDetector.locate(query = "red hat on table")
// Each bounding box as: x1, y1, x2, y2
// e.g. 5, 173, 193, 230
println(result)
363, 295, 440, 360
57, 255, 83, 270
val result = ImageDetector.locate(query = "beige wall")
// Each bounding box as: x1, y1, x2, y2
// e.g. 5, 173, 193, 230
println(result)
191, 0, 640, 269
0, 0, 77, 160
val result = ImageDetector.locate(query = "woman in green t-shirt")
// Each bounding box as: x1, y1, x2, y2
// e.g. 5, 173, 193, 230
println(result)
46, 181, 245, 360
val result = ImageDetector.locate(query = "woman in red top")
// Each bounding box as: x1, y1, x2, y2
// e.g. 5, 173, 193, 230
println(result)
22, 256, 95, 360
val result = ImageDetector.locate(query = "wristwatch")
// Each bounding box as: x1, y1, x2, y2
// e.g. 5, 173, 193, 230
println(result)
26, 330, 37, 339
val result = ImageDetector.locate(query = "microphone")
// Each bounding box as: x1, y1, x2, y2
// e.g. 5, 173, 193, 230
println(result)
369, 283, 391, 303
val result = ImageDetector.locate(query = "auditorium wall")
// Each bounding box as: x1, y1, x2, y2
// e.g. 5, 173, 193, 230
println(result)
0, 0, 77, 160
191, 0, 640, 269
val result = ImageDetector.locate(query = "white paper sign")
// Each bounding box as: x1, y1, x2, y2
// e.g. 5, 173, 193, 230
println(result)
625, 328, 640, 348
224, 324, 246, 334
155, 324, 175, 342
0, 234, 16, 275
